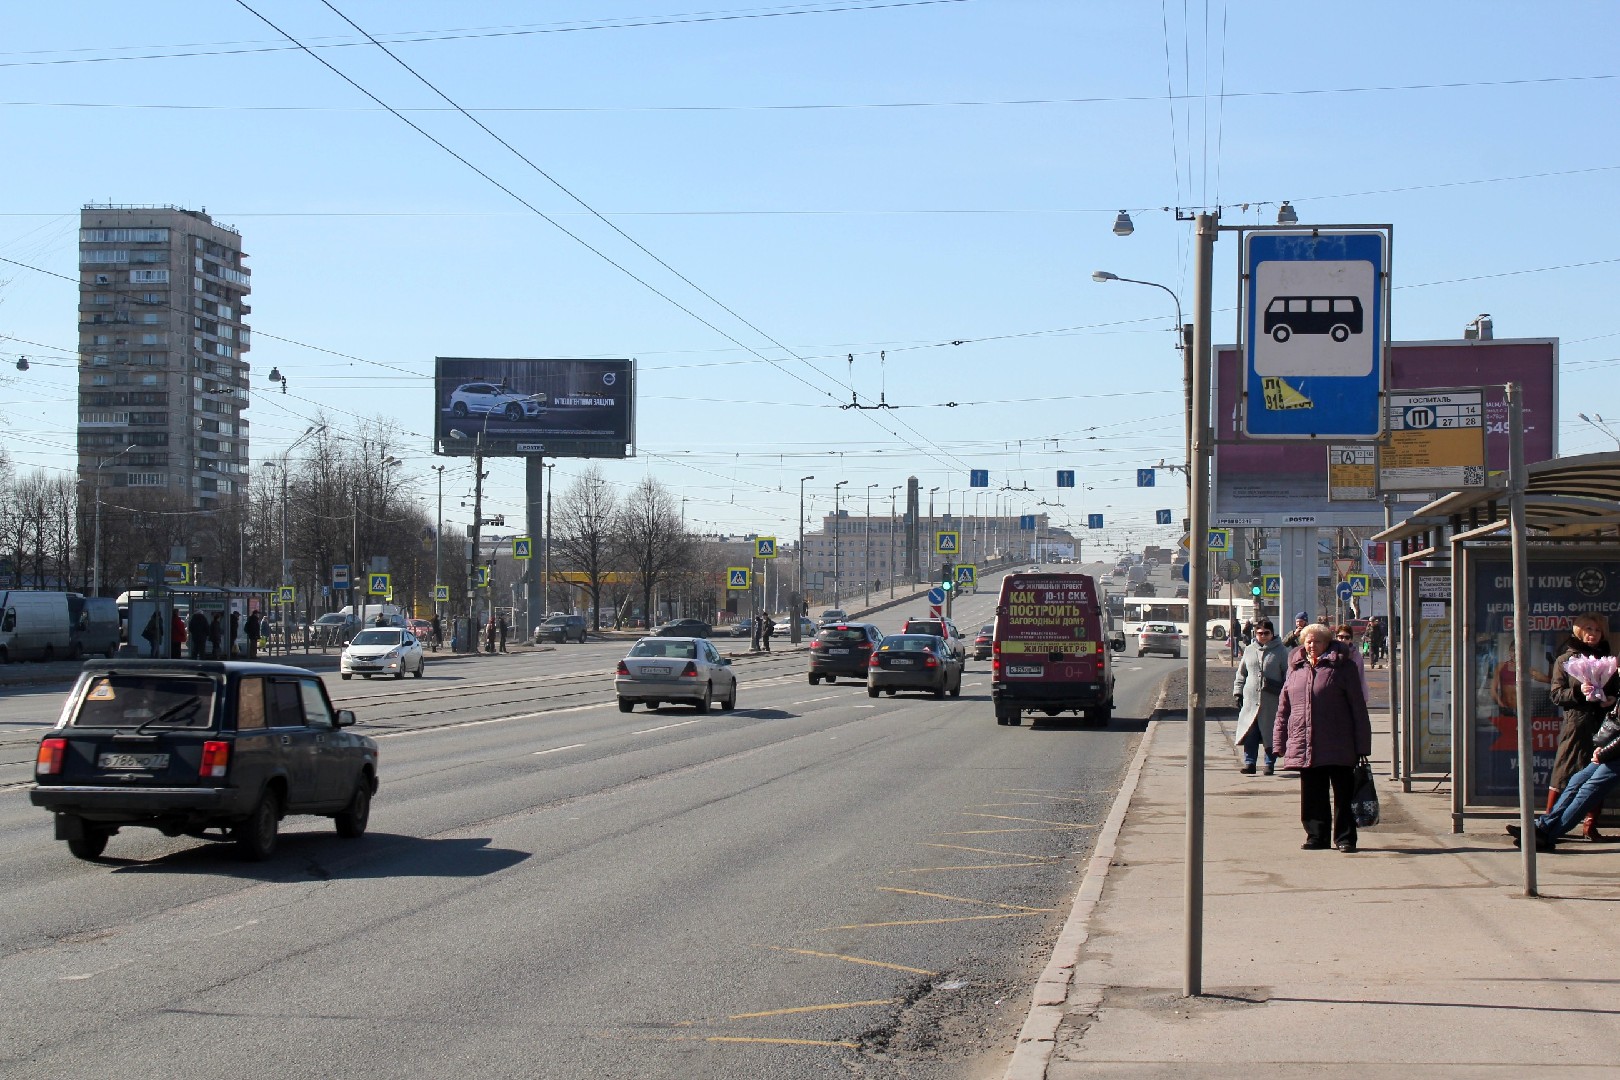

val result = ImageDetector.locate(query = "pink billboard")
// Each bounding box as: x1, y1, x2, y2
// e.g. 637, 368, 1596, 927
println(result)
1212, 338, 1558, 525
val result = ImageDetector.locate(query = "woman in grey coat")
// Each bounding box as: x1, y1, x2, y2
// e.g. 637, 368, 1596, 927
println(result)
1233, 618, 1288, 774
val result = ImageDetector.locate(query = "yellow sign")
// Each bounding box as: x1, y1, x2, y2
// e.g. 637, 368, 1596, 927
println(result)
999, 640, 1098, 655
512, 537, 532, 560
726, 567, 751, 590
1348, 573, 1370, 597
1261, 376, 1313, 411
278, 585, 295, 604
935, 530, 960, 556
368, 573, 390, 596
433, 585, 450, 602
755, 537, 777, 559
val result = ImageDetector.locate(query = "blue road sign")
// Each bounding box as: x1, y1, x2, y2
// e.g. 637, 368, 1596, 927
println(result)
1207, 528, 1231, 552
1019, 514, 1036, 530
1263, 574, 1281, 597
927, 587, 944, 605
727, 567, 751, 589
1243, 229, 1387, 439
1087, 513, 1104, 530
332, 563, 350, 587
1056, 470, 1075, 488
1336, 581, 1354, 602
512, 537, 532, 559
1137, 468, 1155, 487
969, 469, 989, 488
755, 537, 777, 559
1155, 509, 1173, 525
936, 531, 960, 555
1180, 562, 1191, 582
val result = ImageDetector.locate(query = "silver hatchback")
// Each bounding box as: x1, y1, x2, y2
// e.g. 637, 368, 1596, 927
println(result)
615, 637, 738, 713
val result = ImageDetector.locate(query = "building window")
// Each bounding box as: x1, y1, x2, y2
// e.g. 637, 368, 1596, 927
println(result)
84, 249, 130, 264
81, 228, 167, 243
127, 473, 166, 487
140, 313, 162, 324
140, 334, 162, 345
140, 292, 164, 305
130, 269, 169, 283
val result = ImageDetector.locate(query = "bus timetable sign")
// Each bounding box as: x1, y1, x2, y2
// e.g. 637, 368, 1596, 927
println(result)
1242, 229, 1388, 441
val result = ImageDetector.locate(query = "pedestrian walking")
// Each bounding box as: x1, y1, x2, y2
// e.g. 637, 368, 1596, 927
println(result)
1334, 623, 1371, 703
430, 613, 443, 652
1233, 618, 1287, 774
1367, 616, 1388, 668
229, 610, 241, 659
1274, 622, 1373, 852
1546, 613, 1620, 840
141, 610, 163, 657
243, 609, 261, 659
484, 616, 496, 654
1281, 611, 1310, 649
182, 608, 201, 659
1511, 707, 1620, 852
209, 611, 225, 660
760, 612, 775, 653
497, 613, 509, 653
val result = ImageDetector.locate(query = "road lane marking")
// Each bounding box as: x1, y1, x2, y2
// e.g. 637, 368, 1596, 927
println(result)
532, 743, 586, 756
895, 863, 1049, 872
728, 999, 895, 1020
878, 886, 1051, 913
919, 842, 1057, 861
757, 945, 938, 976
705, 1036, 860, 1048
373, 702, 610, 738
632, 719, 703, 735
822, 912, 1046, 930
958, 811, 1095, 828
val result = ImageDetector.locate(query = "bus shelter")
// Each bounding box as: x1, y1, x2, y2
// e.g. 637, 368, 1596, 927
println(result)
1372, 451, 1620, 833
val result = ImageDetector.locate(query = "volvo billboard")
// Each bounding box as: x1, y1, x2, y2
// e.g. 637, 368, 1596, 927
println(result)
433, 357, 635, 459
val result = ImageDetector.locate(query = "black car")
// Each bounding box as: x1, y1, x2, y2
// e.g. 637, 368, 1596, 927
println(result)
29, 660, 377, 862
654, 619, 712, 638
972, 623, 994, 661
867, 634, 964, 699
533, 614, 588, 644
808, 622, 883, 684
899, 616, 967, 663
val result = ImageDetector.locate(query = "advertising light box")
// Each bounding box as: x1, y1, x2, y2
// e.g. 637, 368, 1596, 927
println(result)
434, 357, 635, 460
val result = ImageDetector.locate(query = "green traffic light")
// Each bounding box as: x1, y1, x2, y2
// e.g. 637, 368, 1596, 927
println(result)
1250, 585, 1262, 597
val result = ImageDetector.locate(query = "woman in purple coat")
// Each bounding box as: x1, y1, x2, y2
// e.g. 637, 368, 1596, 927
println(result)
1274, 622, 1373, 852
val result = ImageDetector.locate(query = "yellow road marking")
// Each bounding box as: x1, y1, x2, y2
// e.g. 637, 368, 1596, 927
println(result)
878, 886, 1051, 912
759, 946, 938, 976
823, 912, 1047, 930
920, 842, 1056, 860
706, 1036, 860, 1048
959, 812, 1093, 828
729, 999, 895, 1020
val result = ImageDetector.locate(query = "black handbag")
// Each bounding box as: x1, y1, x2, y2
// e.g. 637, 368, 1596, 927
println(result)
1351, 757, 1380, 828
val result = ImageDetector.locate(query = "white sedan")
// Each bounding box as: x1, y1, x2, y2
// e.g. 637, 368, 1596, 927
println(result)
447, 382, 546, 421
341, 627, 426, 679
615, 636, 737, 713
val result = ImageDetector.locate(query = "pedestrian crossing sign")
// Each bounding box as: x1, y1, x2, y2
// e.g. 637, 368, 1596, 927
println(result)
955, 564, 976, 587
368, 573, 390, 596
1262, 574, 1281, 598
755, 537, 777, 559
1348, 573, 1370, 596
278, 585, 295, 604
936, 530, 960, 555
513, 537, 532, 560
727, 567, 751, 590
434, 585, 450, 602
474, 566, 490, 587
1207, 528, 1231, 552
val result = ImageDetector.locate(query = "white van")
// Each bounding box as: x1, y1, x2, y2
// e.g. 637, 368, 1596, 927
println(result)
0, 590, 73, 662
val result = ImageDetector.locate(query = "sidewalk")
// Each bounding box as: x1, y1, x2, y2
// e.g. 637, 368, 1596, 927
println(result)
1008, 658, 1620, 1078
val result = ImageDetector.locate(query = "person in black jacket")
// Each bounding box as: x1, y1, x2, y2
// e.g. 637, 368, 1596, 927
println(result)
1511, 709, 1620, 852
1546, 613, 1620, 840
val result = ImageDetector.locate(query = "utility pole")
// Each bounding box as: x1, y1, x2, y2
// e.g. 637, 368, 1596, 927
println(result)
470, 435, 484, 643
543, 461, 555, 619
865, 483, 878, 608
795, 475, 813, 642
91, 443, 136, 597
833, 480, 848, 605
432, 464, 445, 618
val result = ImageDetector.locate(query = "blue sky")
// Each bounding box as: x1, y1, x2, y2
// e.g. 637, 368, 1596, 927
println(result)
2, 1, 1617, 554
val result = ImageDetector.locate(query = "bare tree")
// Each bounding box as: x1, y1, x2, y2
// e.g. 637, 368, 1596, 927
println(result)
550, 465, 620, 631
616, 476, 691, 628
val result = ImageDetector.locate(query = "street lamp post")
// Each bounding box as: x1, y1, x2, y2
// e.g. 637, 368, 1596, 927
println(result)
832, 480, 849, 605
543, 461, 555, 620
889, 485, 901, 599
865, 483, 878, 608
91, 443, 137, 597
796, 475, 814, 642
927, 487, 939, 573
431, 464, 445, 618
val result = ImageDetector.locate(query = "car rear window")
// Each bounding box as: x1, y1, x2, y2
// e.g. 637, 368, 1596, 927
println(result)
631, 640, 697, 659
816, 628, 870, 643
880, 635, 942, 653
351, 629, 403, 646
73, 674, 218, 730
905, 621, 944, 636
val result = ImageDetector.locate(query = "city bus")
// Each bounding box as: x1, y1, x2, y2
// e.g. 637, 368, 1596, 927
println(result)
1119, 596, 1256, 642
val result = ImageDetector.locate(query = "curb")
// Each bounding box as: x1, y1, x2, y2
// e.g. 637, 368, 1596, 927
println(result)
1001, 680, 1172, 1080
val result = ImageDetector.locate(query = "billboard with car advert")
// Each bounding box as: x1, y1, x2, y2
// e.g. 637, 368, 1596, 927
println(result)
434, 357, 635, 460
1212, 338, 1556, 527
1462, 548, 1620, 807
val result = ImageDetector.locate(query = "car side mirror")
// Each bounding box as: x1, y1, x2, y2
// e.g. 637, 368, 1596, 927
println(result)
335, 709, 357, 727
719, 657, 732, 666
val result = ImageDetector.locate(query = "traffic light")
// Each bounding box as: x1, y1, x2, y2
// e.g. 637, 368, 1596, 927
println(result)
1250, 579, 1263, 598
941, 562, 955, 592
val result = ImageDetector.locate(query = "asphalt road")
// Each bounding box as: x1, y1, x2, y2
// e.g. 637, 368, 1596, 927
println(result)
0, 564, 1182, 1080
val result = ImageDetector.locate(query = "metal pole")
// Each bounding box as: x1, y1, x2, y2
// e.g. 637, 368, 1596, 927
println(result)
1184, 210, 1217, 997
865, 484, 875, 609
1384, 495, 1400, 780
889, 487, 899, 600
434, 466, 444, 617
470, 435, 484, 647
544, 462, 554, 619
1507, 383, 1537, 896
796, 475, 812, 641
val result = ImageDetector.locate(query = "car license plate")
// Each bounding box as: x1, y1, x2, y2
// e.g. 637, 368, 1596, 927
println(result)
889, 658, 913, 666
1006, 665, 1043, 676
643, 666, 670, 675
98, 753, 169, 770
829, 648, 848, 655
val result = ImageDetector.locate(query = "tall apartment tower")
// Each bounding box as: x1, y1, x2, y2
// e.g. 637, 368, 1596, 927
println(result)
77, 204, 251, 511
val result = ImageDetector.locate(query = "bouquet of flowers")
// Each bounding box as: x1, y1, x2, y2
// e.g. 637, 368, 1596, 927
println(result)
1564, 655, 1619, 703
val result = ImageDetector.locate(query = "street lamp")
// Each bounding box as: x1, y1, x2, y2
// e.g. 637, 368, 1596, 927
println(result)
833, 480, 849, 605
90, 443, 137, 596
1577, 413, 1620, 450
865, 483, 879, 608
927, 486, 939, 568
797, 475, 814, 641
1093, 269, 1191, 478
261, 424, 323, 652
889, 485, 901, 599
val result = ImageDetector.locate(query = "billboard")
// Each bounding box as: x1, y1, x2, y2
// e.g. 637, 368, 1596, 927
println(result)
1212, 338, 1557, 527
434, 357, 635, 459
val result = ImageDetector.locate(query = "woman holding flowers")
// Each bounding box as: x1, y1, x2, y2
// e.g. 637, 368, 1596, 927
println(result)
1547, 613, 1620, 840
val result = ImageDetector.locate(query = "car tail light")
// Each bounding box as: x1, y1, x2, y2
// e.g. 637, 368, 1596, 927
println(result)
616, 660, 629, 675
200, 741, 230, 779
924, 651, 939, 669
810, 639, 822, 650
36, 738, 67, 776
680, 661, 698, 678
869, 653, 881, 668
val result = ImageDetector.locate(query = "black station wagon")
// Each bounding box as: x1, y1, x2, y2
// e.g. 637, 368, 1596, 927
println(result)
30, 660, 378, 862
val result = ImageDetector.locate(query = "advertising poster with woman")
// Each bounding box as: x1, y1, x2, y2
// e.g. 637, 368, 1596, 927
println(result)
1469, 553, 1620, 804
